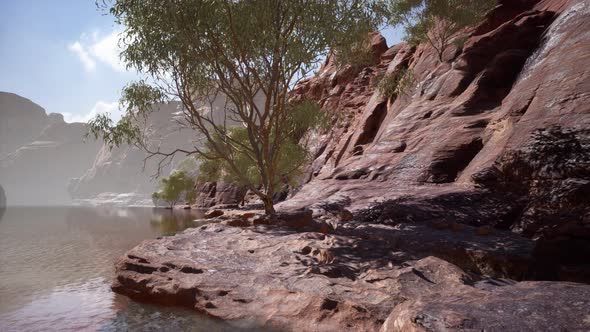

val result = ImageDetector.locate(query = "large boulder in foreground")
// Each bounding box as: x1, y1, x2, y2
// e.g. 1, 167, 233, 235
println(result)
112, 222, 589, 331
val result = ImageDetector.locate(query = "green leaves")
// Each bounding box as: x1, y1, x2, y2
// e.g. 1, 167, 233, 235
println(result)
90, 0, 385, 214
386, 0, 496, 61
153, 171, 196, 207
86, 114, 141, 149
120, 81, 167, 118
376, 68, 415, 99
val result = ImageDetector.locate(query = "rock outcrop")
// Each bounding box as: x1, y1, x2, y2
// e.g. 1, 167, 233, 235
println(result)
283, 0, 590, 280
113, 222, 589, 331
0, 92, 49, 160
193, 182, 248, 208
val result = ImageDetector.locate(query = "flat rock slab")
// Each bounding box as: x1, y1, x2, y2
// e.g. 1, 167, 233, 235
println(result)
112, 223, 590, 331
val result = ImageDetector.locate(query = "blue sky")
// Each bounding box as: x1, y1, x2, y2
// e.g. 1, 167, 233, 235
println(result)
0, 1, 403, 123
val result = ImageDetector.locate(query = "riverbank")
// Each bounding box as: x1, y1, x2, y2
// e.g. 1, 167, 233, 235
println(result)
112, 204, 590, 331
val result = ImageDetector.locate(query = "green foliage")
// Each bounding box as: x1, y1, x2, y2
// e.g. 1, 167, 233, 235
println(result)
387, 0, 496, 61
174, 156, 200, 176
376, 68, 415, 99
336, 38, 376, 70
90, 0, 382, 214
197, 100, 326, 188
152, 171, 196, 208
86, 114, 141, 149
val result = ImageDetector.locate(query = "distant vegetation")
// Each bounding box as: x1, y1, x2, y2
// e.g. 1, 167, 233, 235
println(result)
152, 171, 196, 209
386, 0, 496, 61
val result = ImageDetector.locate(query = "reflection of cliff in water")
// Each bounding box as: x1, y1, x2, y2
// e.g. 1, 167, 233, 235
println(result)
0, 206, 204, 314
0, 184, 6, 221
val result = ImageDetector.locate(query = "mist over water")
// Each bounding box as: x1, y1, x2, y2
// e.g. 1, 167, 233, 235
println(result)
0, 206, 240, 331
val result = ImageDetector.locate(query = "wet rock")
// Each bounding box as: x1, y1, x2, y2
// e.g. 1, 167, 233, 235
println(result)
204, 209, 224, 219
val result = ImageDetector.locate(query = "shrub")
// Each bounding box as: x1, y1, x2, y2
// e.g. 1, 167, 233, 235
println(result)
376, 68, 415, 100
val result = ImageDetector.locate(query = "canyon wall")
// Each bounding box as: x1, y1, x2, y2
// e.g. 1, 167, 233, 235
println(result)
284, 0, 589, 278
0, 92, 102, 205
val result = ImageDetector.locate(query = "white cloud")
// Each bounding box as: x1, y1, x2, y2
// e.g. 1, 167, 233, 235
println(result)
68, 41, 96, 72
63, 101, 123, 124
68, 29, 126, 73
89, 30, 127, 72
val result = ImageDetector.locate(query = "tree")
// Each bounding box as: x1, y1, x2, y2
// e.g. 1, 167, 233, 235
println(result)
152, 171, 196, 208
88, 0, 384, 214
387, 0, 496, 62
197, 101, 325, 190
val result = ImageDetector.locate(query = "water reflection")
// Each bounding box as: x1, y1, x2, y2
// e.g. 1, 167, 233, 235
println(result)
0, 206, 230, 332
149, 209, 204, 236
0, 184, 6, 221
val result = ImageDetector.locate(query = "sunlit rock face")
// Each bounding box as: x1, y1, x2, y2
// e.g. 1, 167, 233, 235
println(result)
283, 0, 590, 279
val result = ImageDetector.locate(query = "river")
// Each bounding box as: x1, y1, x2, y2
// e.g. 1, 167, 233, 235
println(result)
0, 206, 240, 331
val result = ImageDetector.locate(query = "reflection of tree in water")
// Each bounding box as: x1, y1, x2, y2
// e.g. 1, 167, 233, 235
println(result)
149, 209, 203, 236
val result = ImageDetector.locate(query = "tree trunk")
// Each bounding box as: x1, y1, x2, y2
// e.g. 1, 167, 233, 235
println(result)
262, 195, 275, 215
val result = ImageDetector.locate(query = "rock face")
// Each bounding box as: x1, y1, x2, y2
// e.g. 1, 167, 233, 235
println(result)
113, 222, 589, 332
0, 92, 49, 160
283, 0, 590, 280
193, 182, 248, 208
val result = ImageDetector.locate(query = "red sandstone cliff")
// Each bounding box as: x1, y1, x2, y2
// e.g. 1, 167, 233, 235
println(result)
284, 0, 589, 278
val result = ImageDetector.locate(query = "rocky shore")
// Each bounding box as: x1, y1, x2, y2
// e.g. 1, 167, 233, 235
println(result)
113, 209, 590, 331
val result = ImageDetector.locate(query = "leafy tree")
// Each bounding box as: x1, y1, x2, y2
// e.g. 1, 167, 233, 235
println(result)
387, 0, 496, 61
88, 0, 384, 214
152, 171, 196, 208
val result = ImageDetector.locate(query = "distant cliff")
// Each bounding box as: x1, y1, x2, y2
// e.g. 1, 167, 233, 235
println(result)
0, 92, 102, 205
67, 102, 197, 205
0, 91, 244, 206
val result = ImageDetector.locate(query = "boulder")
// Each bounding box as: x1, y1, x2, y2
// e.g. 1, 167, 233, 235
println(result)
204, 209, 224, 219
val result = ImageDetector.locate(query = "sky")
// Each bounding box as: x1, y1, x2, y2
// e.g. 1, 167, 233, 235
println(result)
0, 1, 403, 123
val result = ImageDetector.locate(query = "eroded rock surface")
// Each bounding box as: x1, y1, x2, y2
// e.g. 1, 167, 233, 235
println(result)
282, 0, 590, 280
113, 222, 589, 331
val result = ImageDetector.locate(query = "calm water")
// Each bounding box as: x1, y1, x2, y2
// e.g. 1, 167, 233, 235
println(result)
0, 206, 238, 332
